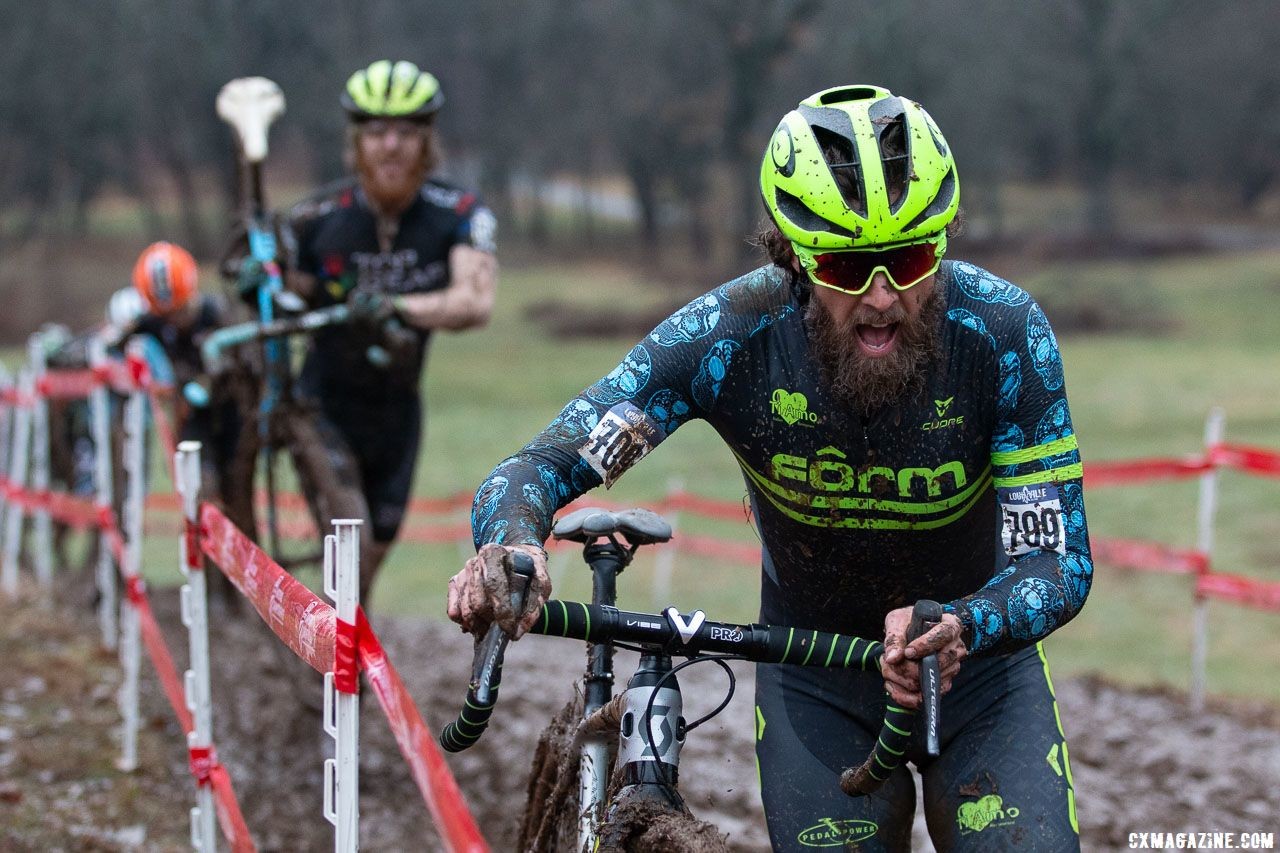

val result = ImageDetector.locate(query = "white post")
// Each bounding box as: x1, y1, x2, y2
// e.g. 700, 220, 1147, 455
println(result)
1190, 407, 1225, 714
89, 338, 118, 650
324, 518, 361, 852
0, 362, 13, 490
116, 373, 148, 772
26, 334, 52, 588
1, 370, 33, 598
177, 441, 217, 853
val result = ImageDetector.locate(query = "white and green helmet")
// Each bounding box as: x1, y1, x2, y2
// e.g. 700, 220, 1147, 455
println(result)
760, 85, 959, 250
341, 60, 444, 121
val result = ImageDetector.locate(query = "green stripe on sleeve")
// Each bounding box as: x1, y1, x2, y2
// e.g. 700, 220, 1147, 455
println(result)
991, 434, 1078, 466
993, 462, 1085, 487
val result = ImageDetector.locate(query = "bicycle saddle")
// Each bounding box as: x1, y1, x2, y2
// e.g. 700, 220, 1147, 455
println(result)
552, 507, 673, 545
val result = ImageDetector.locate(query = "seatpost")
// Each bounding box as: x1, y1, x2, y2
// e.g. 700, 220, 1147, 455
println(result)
582, 540, 628, 713
578, 538, 629, 849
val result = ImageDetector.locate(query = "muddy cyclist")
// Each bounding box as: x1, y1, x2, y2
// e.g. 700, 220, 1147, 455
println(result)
449, 84, 1092, 851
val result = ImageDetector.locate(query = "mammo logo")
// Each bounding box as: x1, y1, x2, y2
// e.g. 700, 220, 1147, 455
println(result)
771, 446, 967, 498
796, 817, 877, 847
771, 388, 819, 426
956, 794, 1020, 834
923, 396, 964, 431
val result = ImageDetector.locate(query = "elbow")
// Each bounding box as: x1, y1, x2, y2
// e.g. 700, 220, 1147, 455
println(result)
445, 296, 495, 332
1059, 551, 1094, 626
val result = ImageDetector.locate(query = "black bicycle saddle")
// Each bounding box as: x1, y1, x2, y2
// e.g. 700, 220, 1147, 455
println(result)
551, 507, 673, 545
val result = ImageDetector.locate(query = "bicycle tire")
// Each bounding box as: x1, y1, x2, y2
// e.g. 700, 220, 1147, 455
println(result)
518, 693, 591, 852
257, 407, 369, 712
517, 692, 730, 853
283, 412, 371, 590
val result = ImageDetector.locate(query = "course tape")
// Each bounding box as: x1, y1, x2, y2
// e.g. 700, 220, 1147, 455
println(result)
356, 607, 489, 853
1090, 537, 1208, 576
197, 503, 488, 852
1197, 572, 1280, 611
199, 505, 335, 674
115, 539, 255, 850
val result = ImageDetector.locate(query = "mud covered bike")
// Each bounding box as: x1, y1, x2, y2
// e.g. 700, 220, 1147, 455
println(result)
440, 507, 943, 852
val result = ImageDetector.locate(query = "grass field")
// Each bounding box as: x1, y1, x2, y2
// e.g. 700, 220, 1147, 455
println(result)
11, 245, 1280, 702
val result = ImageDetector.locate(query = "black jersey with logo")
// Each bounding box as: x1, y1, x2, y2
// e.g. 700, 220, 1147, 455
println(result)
133, 294, 228, 386
472, 261, 1093, 656
288, 177, 496, 400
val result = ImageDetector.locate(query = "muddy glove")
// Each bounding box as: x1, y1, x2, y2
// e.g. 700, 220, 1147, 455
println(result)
235, 257, 271, 303
881, 605, 967, 709
446, 543, 551, 639
348, 290, 401, 324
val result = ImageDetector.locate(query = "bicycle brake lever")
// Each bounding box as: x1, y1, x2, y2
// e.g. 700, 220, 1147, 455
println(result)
908, 599, 944, 757
471, 551, 536, 706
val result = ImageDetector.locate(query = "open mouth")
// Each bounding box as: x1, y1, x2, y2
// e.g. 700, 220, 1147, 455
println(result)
855, 322, 900, 355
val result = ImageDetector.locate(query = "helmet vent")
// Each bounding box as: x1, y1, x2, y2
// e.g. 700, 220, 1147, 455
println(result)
774, 188, 859, 240
901, 168, 957, 232
812, 126, 867, 217
817, 86, 882, 105
878, 114, 911, 213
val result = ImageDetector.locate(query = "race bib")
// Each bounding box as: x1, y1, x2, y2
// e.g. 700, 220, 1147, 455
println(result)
998, 484, 1066, 556
579, 402, 663, 488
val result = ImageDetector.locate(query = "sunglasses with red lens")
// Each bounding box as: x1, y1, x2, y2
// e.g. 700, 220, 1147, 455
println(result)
802, 236, 945, 296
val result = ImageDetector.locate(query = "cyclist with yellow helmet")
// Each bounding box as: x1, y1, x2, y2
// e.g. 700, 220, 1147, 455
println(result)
282, 60, 498, 589
449, 85, 1088, 850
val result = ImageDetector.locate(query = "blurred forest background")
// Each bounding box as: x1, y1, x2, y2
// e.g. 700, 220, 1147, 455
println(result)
3, 0, 1280, 339
0, 1, 1278, 703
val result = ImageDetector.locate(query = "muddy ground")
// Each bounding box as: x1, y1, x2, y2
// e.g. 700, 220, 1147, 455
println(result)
2, 583, 1278, 852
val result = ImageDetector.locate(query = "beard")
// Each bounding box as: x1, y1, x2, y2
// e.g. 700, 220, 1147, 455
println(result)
804, 280, 946, 415
355, 144, 430, 218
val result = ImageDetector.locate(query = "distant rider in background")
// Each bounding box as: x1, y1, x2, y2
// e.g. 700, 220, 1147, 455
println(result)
269, 59, 497, 596
126, 241, 240, 605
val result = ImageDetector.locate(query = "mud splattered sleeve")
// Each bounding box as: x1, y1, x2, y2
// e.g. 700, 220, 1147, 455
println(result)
470, 287, 747, 550
943, 280, 1095, 656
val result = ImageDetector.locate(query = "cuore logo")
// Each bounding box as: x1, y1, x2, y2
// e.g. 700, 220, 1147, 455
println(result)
771, 388, 819, 425
797, 818, 877, 847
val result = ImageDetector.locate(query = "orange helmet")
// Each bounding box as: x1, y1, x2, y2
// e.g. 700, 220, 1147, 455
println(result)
132, 241, 198, 314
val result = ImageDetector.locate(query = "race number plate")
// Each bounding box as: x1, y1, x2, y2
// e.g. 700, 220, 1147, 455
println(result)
579, 402, 663, 488
998, 483, 1066, 556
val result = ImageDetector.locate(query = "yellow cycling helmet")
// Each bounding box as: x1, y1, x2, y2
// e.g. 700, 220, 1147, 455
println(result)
760, 85, 959, 250
341, 60, 444, 121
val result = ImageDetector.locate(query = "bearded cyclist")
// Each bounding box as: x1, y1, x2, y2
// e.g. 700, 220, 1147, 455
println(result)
278, 60, 497, 593
448, 85, 1089, 851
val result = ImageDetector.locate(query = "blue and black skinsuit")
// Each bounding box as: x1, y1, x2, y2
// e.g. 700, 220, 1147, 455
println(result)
472, 260, 1090, 851
287, 178, 496, 543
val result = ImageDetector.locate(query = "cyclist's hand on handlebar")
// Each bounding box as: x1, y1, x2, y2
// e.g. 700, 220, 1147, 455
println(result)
348, 290, 401, 324
446, 543, 551, 640
881, 606, 966, 709
234, 257, 273, 303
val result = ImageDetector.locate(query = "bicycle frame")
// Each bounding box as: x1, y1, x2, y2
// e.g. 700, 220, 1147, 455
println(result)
218, 77, 291, 562
577, 539, 625, 846
439, 508, 941, 850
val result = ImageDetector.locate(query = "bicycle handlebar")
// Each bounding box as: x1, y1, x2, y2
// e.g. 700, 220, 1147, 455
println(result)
439, 595, 933, 797
200, 303, 353, 374
439, 552, 536, 753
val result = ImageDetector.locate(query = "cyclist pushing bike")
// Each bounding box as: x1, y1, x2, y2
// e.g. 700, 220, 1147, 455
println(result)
449, 85, 1092, 851
122, 241, 242, 604
239, 60, 498, 596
